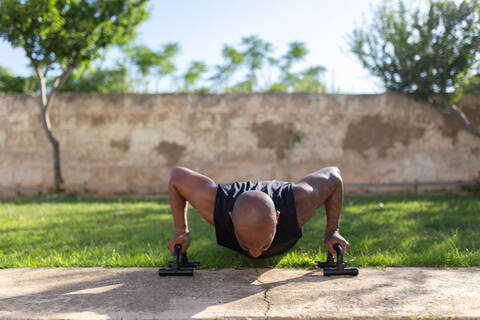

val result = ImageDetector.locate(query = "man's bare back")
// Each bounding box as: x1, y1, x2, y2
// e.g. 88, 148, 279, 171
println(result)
166, 166, 349, 259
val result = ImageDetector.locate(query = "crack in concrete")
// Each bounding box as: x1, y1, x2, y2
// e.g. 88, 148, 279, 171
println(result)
255, 268, 271, 319
263, 285, 271, 319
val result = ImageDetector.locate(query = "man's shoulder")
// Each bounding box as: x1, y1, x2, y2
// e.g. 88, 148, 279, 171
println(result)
292, 182, 314, 196
292, 182, 315, 205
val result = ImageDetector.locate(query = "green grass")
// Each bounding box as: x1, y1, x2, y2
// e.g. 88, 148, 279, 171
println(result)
0, 195, 479, 268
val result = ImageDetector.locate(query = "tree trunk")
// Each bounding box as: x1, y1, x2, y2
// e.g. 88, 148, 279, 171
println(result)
39, 107, 64, 190
449, 103, 480, 138
34, 67, 67, 191
33, 64, 75, 191
440, 96, 480, 138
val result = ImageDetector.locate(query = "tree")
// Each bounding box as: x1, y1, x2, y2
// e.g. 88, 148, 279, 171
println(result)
126, 42, 179, 92
0, 65, 38, 93
210, 35, 275, 92
211, 36, 326, 93
240, 35, 275, 91
272, 41, 308, 91
350, 0, 480, 137
58, 63, 133, 93
210, 45, 245, 91
268, 41, 326, 93
464, 74, 480, 94
58, 42, 179, 93
292, 66, 326, 93
181, 60, 209, 92
0, 0, 148, 190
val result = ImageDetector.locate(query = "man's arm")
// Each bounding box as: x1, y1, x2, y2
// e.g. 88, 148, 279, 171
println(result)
166, 167, 217, 254
295, 167, 349, 256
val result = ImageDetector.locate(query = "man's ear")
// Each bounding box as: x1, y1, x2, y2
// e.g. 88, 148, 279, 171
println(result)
229, 211, 233, 221
275, 210, 280, 223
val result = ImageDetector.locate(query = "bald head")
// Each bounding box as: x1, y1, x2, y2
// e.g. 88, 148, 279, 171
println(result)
230, 191, 280, 258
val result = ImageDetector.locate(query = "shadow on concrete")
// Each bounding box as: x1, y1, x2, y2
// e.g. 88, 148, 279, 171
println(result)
0, 268, 452, 319
0, 267, 442, 319
0, 267, 351, 319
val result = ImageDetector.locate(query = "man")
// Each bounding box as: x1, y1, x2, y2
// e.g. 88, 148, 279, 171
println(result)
166, 166, 349, 259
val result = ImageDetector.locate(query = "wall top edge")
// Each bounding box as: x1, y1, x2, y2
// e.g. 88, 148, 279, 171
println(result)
2, 92, 479, 99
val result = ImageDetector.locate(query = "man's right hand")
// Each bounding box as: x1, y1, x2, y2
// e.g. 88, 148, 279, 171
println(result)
324, 229, 349, 257
166, 232, 190, 255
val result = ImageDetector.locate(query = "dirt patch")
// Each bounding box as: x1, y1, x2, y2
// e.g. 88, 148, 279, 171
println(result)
251, 121, 292, 160
343, 114, 425, 158
440, 114, 464, 142
90, 114, 107, 127
155, 141, 186, 167
110, 137, 131, 153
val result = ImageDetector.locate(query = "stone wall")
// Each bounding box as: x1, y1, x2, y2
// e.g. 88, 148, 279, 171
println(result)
0, 92, 479, 197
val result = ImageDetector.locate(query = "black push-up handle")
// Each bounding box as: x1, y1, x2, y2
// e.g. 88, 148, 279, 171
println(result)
315, 244, 359, 276
158, 244, 199, 277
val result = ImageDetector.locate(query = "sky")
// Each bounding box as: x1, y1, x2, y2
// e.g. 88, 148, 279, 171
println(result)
0, 0, 388, 94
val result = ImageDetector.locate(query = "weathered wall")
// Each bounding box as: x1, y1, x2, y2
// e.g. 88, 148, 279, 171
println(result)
0, 92, 479, 196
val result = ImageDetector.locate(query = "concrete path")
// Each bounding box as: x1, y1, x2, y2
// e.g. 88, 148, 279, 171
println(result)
1, 267, 479, 319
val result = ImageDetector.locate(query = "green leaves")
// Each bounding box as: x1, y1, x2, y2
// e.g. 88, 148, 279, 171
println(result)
0, 0, 149, 72
127, 42, 179, 77
349, 0, 480, 101
292, 66, 326, 93
57, 63, 132, 93
210, 36, 274, 92
0, 65, 39, 93
212, 35, 326, 93
182, 61, 208, 92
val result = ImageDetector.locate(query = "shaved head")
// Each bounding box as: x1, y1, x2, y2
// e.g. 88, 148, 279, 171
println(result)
230, 191, 280, 258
